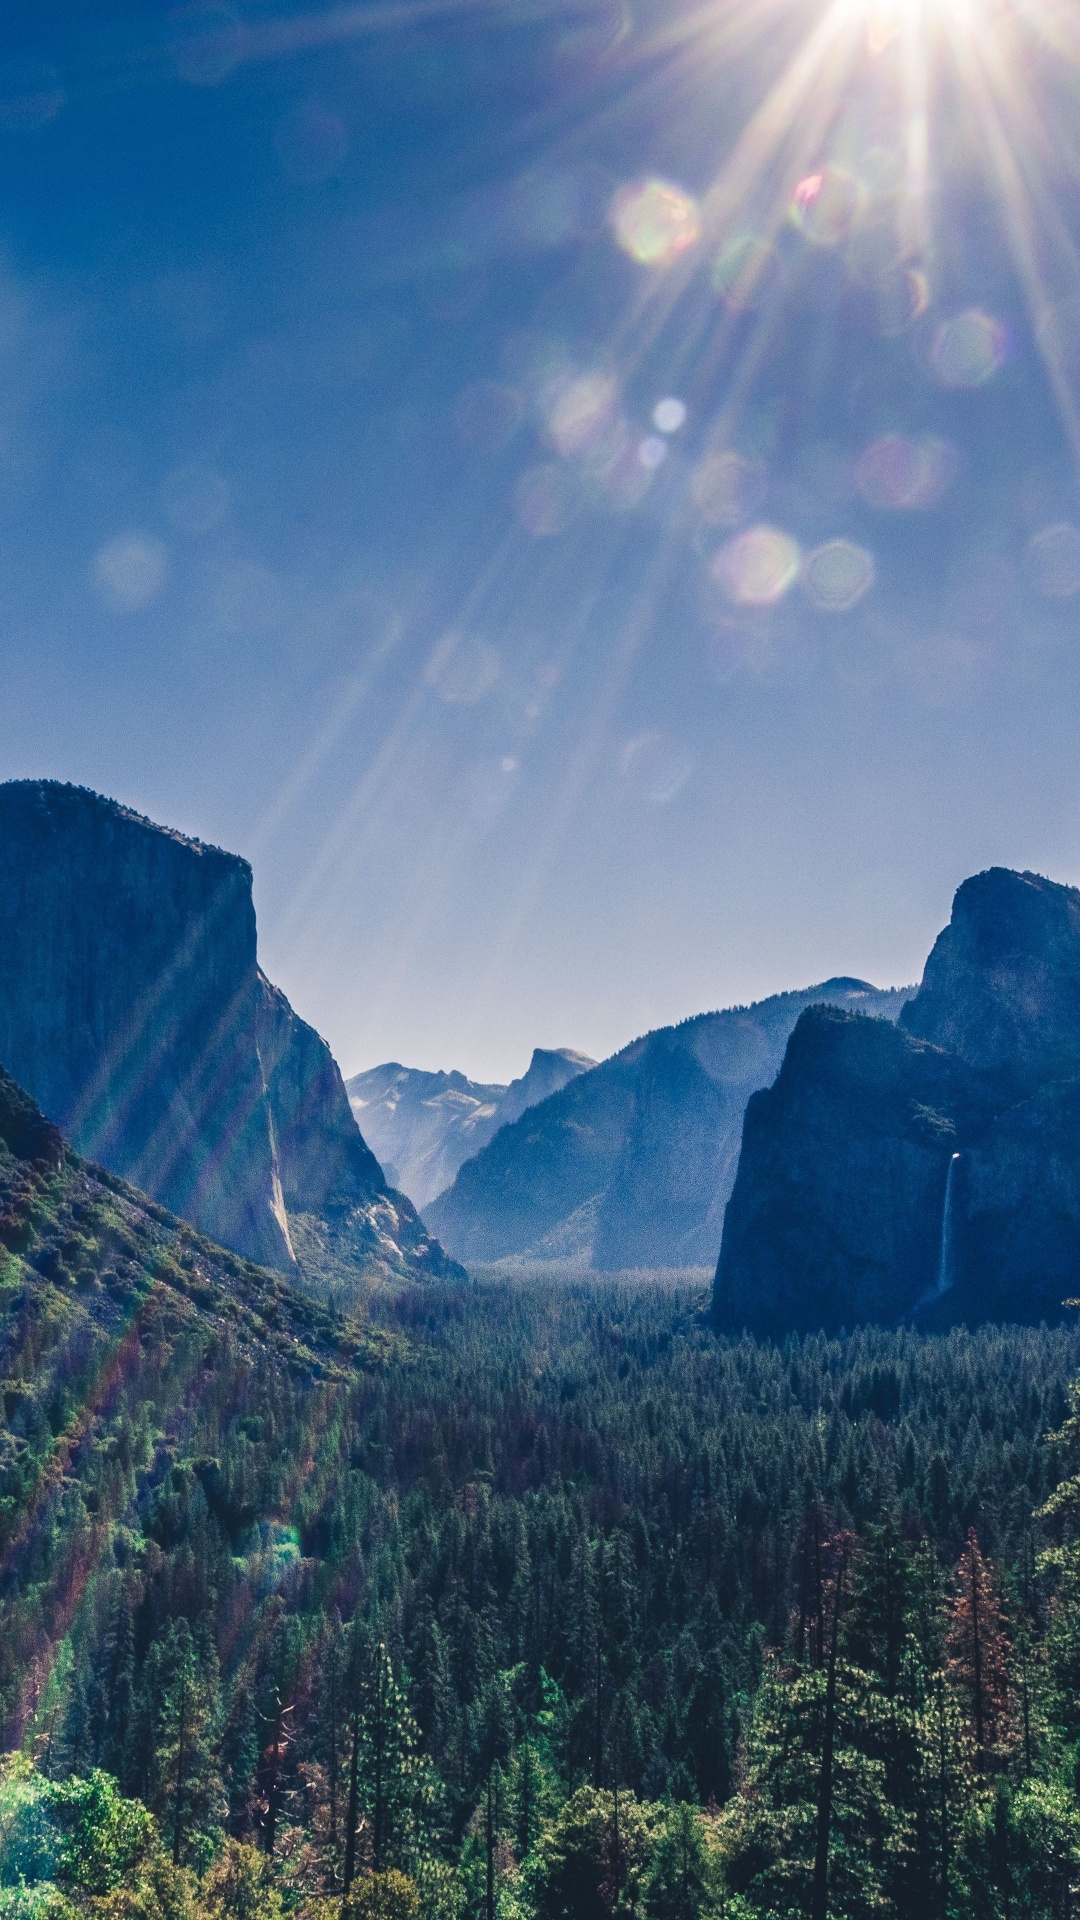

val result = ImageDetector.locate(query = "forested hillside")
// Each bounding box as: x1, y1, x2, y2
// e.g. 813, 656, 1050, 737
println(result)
4, 1115, 1080, 1920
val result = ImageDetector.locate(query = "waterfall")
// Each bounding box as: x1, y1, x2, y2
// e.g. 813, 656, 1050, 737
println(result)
936, 1152, 960, 1297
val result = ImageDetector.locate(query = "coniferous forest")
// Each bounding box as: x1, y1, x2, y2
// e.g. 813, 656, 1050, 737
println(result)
6, 1109, 1080, 1920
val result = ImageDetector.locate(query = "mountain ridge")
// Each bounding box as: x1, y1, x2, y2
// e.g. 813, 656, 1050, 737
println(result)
425, 977, 915, 1268
347, 1043, 595, 1207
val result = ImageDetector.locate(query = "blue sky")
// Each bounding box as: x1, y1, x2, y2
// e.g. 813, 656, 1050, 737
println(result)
2, 0, 1080, 1081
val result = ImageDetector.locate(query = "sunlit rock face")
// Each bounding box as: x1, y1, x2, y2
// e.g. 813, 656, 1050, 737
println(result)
0, 780, 457, 1291
425, 979, 913, 1269
713, 868, 1080, 1334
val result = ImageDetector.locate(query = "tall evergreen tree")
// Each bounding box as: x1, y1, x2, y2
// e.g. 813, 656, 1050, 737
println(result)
945, 1530, 1014, 1770
139, 1619, 224, 1869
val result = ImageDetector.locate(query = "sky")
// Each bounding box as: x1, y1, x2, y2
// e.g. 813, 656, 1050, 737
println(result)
2, 0, 1080, 1081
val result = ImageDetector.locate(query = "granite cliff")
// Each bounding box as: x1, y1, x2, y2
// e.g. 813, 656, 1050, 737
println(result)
346, 1045, 595, 1208
425, 979, 913, 1268
0, 781, 457, 1296
713, 867, 1080, 1333
899, 866, 1080, 1091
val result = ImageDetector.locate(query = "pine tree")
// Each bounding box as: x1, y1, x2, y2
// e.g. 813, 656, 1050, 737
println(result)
645, 1803, 715, 1920
956, 1777, 1080, 1918
58, 1660, 93, 1782
529, 1785, 653, 1920
411, 1610, 454, 1776
255, 1619, 306, 1857
945, 1529, 1014, 1769
101, 1583, 136, 1788
810, 1537, 848, 1920
140, 1619, 224, 1869
846, 1515, 917, 1697
1037, 1376, 1080, 1749
719, 1649, 896, 1919
316, 1614, 347, 1873
917, 1669, 969, 1919
507, 1735, 558, 1864
343, 1633, 434, 1888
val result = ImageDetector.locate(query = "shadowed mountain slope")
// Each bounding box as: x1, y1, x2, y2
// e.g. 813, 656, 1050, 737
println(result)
0, 781, 458, 1299
347, 1045, 595, 1208
0, 1061, 370, 1744
425, 979, 913, 1268
714, 868, 1080, 1334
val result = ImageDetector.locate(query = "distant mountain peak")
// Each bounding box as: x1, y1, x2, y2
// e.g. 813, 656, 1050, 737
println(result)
425, 977, 914, 1269
529, 1045, 596, 1068
346, 1044, 595, 1210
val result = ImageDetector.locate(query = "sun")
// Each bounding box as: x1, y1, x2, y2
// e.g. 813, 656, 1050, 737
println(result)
861, 0, 981, 52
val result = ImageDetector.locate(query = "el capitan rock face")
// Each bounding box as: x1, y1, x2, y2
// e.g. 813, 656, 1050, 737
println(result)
0, 780, 456, 1292
713, 867, 1080, 1334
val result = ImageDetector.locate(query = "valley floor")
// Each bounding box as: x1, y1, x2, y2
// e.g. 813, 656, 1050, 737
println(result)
4, 1269, 1080, 1918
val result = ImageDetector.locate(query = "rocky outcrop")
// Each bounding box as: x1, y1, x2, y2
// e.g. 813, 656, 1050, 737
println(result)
425, 980, 913, 1268
713, 867, 1080, 1333
347, 1046, 595, 1209
713, 1008, 998, 1334
497, 1048, 597, 1129
900, 868, 1080, 1096
0, 780, 457, 1292
0, 1066, 64, 1171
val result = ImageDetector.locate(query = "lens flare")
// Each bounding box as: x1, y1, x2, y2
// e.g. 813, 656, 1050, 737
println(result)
854, 433, 957, 509
611, 179, 700, 266
425, 630, 501, 704
867, 0, 903, 56
711, 233, 779, 309
691, 451, 767, 527
585, 428, 654, 509
875, 266, 930, 336
516, 462, 574, 536
638, 435, 669, 469
653, 397, 687, 433
1026, 522, 1080, 598
92, 533, 170, 613
619, 731, 695, 803
553, 0, 630, 65
931, 309, 1009, 388
713, 524, 801, 605
544, 372, 617, 458
791, 166, 862, 247
705, 617, 774, 683
802, 539, 876, 611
